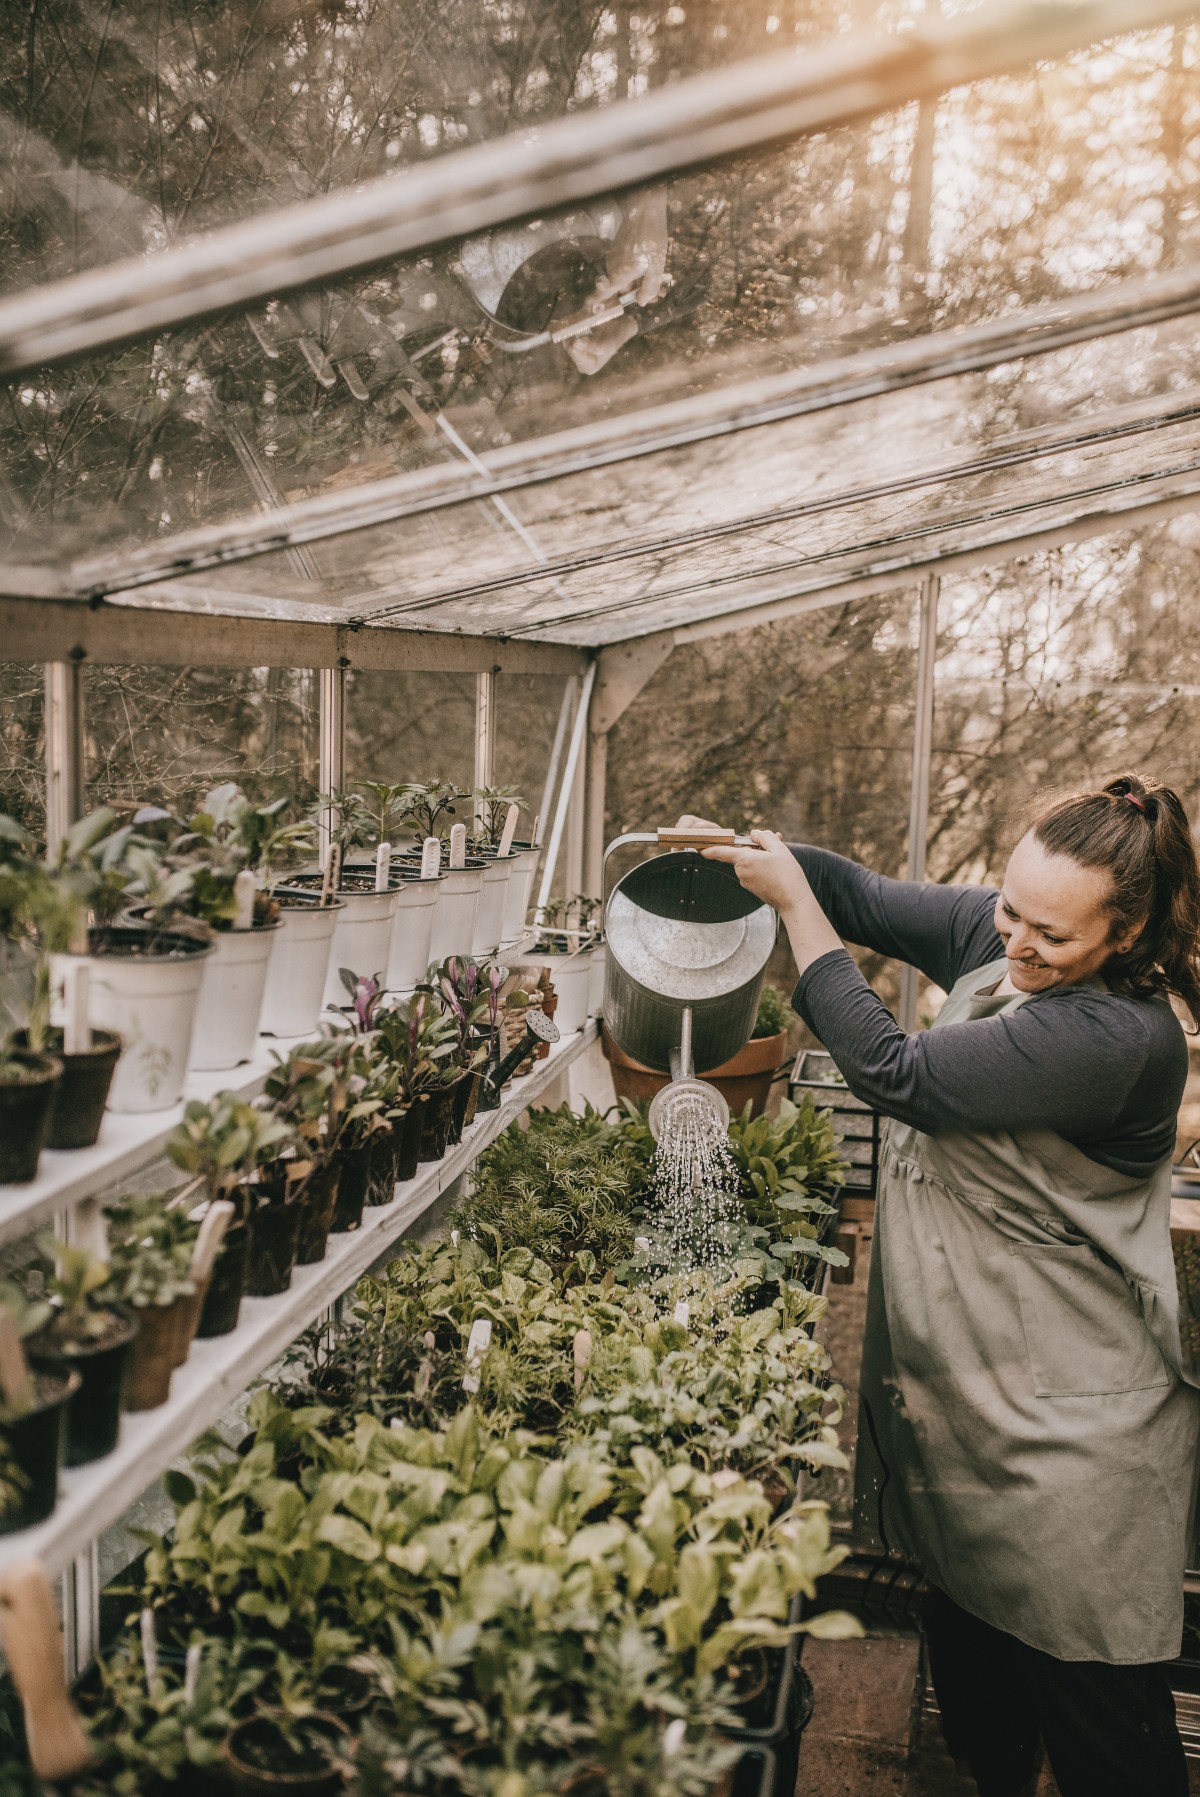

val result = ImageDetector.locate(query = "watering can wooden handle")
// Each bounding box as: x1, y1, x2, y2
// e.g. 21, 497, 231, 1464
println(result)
655, 827, 739, 848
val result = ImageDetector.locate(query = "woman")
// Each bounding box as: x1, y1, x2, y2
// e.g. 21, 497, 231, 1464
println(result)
693, 773, 1200, 1797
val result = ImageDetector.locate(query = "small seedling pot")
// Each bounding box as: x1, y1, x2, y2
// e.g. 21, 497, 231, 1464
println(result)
29, 1315, 137, 1467
296, 1162, 340, 1266
395, 1098, 426, 1181
518, 942, 591, 1035
426, 863, 484, 964
122, 1297, 192, 1412
418, 1082, 460, 1162
367, 1126, 399, 1205
259, 895, 343, 1039
189, 920, 280, 1072
13, 1027, 121, 1151
223, 1711, 348, 1797
169, 1282, 208, 1369
0, 1050, 62, 1184
331, 1141, 371, 1233
85, 925, 212, 1113
383, 871, 440, 994
0, 1369, 80, 1533
197, 1221, 251, 1338
470, 854, 511, 959
246, 1200, 303, 1297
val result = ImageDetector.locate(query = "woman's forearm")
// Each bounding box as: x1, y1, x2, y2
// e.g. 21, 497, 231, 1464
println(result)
779, 889, 844, 976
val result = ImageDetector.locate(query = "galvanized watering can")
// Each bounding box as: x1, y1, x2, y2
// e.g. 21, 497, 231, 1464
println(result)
603, 827, 777, 1126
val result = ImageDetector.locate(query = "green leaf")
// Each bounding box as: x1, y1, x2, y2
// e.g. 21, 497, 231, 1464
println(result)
316, 1514, 381, 1562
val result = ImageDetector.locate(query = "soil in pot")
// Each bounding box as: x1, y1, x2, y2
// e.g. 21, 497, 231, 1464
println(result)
223, 1712, 348, 1797
0, 1050, 62, 1183
419, 1083, 460, 1162
29, 1314, 136, 1467
13, 1027, 121, 1151
0, 1369, 79, 1533
332, 1141, 371, 1232
296, 1163, 340, 1265
395, 1099, 425, 1181
313, 1665, 372, 1718
367, 1126, 399, 1205
123, 1299, 191, 1411
247, 1201, 303, 1298
197, 1222, 251, 1337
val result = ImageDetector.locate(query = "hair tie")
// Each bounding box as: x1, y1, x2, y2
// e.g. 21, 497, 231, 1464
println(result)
1124, 792, 1147, 814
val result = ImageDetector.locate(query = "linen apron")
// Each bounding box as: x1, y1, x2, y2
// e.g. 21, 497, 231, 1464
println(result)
854, 956, 1200, 1663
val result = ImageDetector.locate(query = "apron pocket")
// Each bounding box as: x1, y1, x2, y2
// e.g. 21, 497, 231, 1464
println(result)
1013, 1241, 1170, 1397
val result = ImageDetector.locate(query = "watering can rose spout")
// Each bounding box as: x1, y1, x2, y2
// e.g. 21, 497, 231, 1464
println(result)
602, 828, 777, 1080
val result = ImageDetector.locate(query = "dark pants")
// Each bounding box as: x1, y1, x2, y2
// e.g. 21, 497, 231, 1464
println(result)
924, 1587, 1188, 1797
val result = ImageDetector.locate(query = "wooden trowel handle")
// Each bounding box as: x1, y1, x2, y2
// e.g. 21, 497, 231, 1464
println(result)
0, 1560, 91, 1781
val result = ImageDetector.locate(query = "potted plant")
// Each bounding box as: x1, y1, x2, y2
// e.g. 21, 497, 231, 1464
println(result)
0, 811, 122, 1150
223, 1709, 348, 1797
0, 1285, 79, 1533
391, 779, 485, 964
339, 785, 443, 998
0, 1041, 62, 1185
105, 1195, 202, 1411
467, 786, 526, 959
372, 993, 459, 1176
262, 1038, 374, 1265
280, 790, 402, 1012
602, 982, 792, 1119
25, 1241, 137, 1466
167, 1093, 296, 1334
515, 895, 598, 1036
70, 812, 213, 1114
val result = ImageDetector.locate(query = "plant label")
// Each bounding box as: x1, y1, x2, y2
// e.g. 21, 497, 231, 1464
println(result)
320, 842, 342, 904
421, 837, 442, 878
190, 1201, 235, 1287
497, 804, 519, 858
69, 1197, 109, 1263
634, 1236, 651, 1252
573, 1328, 592, 1391
184, 1642, 202, 1707
0, 1561, 91, 1781
375, 842, 392, 891
449, 823, 467, 870
0, 1314, 33, 1416
140, 1609, 159, 1687
462, 1317, 492, 1393
62, 959, 91, 1056
530, 814, 540, 849
673, 1300, 690, 1328
233, 870, 257, 931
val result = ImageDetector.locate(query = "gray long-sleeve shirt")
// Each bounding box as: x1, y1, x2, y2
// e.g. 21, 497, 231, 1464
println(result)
789, 847, 1187, 1177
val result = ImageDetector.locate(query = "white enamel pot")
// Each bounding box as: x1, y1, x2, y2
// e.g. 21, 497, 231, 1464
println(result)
259, 897, 343, 1039
189, 920, 280, 1072
500, 845, 539, 945
519, 944, 592, 1036
471, 857, 512, 960
85, 926, 212, 1113
324, 886, 400, 1008
427, 865, 483, 965
385, 874, 441, 994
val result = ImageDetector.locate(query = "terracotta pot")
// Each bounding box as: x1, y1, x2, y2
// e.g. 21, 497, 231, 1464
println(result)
600, 1024, 788, 1120
123, 1298, 191, 1411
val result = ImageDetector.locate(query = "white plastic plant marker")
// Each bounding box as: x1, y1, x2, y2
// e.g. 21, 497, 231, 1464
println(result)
0, 1313, 33, 1415
320, 842, 342, 905
497, 804, 519, 858
673, 1299, 690, 1328
184, 1642, 202, 1707
634, 1236, 651, 1251
0, 1560, 91, 1781
62, 959, 91, 1056
189, 1201, 234, 1287
421, 836, 442, 878
232, 870, 257, 931
140, 1608, 159, 1686
573, 1328, 593, 1392
375, 842, 391, 891
68, 1197, 109, 1263
663, 1719, 687, 1759
449, 823, 467, 870
462, 1317, 492, 1393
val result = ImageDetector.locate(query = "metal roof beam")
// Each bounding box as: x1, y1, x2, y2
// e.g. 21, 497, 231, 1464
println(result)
0, 596, 587, 674
0, 0, 1192, 381
69, 258, 1200, 601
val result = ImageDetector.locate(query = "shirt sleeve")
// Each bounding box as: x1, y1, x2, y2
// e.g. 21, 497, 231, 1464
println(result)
791, 949, 1153, 1143
791, 846, 1003, 990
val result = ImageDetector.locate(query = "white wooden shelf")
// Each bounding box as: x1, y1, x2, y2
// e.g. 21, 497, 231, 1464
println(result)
0, 1035, 313, 1250
0, 1023, 595, 1580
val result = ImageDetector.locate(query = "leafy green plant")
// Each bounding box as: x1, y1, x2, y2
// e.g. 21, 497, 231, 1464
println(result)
167, 1092, 296, 1205
28, 1241, 122, 1349
752, 983, 791, 1039
398, 779, 471, 841
472, 785, 525, 851
104, 1195, 198, 1310
373, 993, 462, 1097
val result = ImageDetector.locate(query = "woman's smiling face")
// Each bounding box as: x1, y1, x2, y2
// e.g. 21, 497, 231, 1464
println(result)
993, 833, 1142, 994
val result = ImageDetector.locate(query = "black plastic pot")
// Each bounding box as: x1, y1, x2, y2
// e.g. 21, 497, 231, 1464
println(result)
223, 1712, 348, 1797
447, 1071, 472, 1146
29, 1317, 137, 1467
396, 1097, 426, 1181
297, 1162, 340, 1265
367, 1126, 399, 1206
247, 1202, 303, 1298
419, 1082, 460, 1162
0, 1369, 79, 1533
729, 1746, 777, 1797
332, 1142, 371, 1232
0, 1050, 62, 1184
722, 1596, 814, 1797
475, 1031, 501, 1112
13, 1027, 121, 1151
197, 1221, 252, 1337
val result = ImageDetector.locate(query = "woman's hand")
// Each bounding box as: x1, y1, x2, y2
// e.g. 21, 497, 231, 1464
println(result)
700, 829, 810, 914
